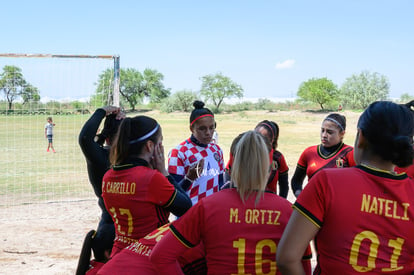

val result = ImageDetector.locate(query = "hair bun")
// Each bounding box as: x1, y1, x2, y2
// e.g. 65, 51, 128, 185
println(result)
193, 100, 205, 109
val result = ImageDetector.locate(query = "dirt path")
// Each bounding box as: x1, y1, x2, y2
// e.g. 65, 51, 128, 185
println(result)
0, 199, 99, 275
1, 192, 316, 275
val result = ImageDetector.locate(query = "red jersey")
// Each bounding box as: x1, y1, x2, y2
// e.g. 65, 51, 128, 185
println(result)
266, 150, 289, 194
155, 189, 312, 274
168, 138, 224, 205
295, 165, 414, 274
226, 149, 289, 194
98, 224, 170, 275
297, 143, 355, 179
85, 260, 105, 275
395, 164, 414, 179
97, 224, 206, 275
102, 164, 176, 256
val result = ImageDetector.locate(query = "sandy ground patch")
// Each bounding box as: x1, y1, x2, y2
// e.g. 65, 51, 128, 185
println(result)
1, 192, 316, 275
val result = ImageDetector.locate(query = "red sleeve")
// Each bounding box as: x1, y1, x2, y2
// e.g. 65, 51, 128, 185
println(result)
277, 152, 289, 174
151, 202, 205, 274
395, 163, 414, 178
150, 230, 187, 275
297, 147, 309, 168
169, 200, 204, 247
294, 170, 331, 227
147, 172, 176, 206
346, 148, 356, 167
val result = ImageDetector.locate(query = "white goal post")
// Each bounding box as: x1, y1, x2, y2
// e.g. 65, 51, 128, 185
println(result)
0, 53, 120, 220
0, 53, 120, 106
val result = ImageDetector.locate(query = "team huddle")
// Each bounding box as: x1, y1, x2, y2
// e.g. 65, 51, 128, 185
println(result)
76, 100, 414, 275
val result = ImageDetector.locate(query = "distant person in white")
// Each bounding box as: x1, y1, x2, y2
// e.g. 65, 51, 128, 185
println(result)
45, 116, 56, 153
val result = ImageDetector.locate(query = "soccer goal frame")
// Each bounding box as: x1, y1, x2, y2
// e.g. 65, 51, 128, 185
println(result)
0, 53, 120, 221
0, 53, 120, 106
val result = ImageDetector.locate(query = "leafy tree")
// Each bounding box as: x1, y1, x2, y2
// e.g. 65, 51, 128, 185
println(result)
120, 68, 145, 110
142, 68, 170, 103
297, 77, 338, 110
0, 65, 40, 110
399, 93, 414, 103
200, 72, 243, 111
173, 90, 198, 112
21, 84, 40, 105
93, 68, 170, 110
160, 90, 198, 112
92, 68, 114, 107
340, 71, 389, 109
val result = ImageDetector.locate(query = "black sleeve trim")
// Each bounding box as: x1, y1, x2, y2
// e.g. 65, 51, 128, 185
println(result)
170, 224, 195, 248
163, 189, 177, 208
293, 202, 322, 228
302, 253, 313, 260
163, 177, 192, 216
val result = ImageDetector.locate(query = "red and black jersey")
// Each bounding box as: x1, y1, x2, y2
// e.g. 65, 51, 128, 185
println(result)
97, 223, 206, 275
102, 163, 176, 256
297, 143, 355, 179
266, 150, 289, 194
161, 189, 312, 274
295, 165, 414, 274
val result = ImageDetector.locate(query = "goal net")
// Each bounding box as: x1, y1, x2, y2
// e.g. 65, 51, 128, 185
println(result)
0, 53, 120, 220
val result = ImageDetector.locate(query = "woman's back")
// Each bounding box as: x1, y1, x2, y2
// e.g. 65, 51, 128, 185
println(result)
102, 165, 175, 255
296, 165, 414, 274
170, 188, 305, 274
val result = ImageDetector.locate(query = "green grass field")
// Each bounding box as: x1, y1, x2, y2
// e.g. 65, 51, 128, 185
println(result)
0, 109, 362, 207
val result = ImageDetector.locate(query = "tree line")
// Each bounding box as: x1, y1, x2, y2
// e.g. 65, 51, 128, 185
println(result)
0, 65, 412, 113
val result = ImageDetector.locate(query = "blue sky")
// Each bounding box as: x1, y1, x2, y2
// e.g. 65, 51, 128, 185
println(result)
1, 0, 413, 101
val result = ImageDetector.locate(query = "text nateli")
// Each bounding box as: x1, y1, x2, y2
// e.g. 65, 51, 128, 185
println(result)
361, 194, 409, 221
229, 208, 281, 225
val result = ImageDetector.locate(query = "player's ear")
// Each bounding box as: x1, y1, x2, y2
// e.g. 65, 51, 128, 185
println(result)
145, 140, 154, 154
355, 129, 367, 149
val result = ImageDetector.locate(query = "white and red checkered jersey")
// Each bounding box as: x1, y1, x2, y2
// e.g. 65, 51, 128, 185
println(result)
168, 138, 224, 205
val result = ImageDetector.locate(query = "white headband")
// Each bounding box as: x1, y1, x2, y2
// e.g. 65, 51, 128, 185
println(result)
129, 124, 159, 144
325, 117, 344, 131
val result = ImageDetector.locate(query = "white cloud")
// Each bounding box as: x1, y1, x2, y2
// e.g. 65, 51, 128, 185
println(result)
275, 59, 295, 69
